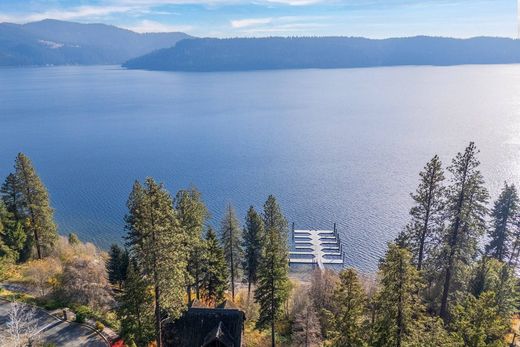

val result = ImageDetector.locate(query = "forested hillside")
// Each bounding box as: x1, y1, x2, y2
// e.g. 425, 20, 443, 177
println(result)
124, 36, 520, 72
0, 19, 191, 66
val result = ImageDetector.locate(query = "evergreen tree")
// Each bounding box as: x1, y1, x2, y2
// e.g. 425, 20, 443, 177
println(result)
438, 143, 489, 321
201, 227, 228, 305
125, 178, 188, 347
396, 155, 445, 271
14, 153, 58, 259
3, 221, 26, 262
372, 244, 423, 347
220, 204, 243, 301
68, 232, 80, 246
118, 262, 155, 347
262, 195, 288, 240
0, 201, 16, 261
450, 291, 509, 347
175, 188, 209, 302
331, 268, 367, 347
107, 244, 129, 288
406, 316, 461, 347
486, 183, 519, 262
255, 195, 290, 347
1, 173, 21, 219
243, 206, 265, 297
470, 258, 518, 318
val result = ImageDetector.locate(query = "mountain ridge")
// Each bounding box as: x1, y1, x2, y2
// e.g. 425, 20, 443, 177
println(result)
123, 36, 520, 72
0, 19, 192, 66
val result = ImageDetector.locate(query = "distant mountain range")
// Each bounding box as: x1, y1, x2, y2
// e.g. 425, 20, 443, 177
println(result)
123, 36, 520, 72
2, 23, 520, 71
0, 19, 191, 66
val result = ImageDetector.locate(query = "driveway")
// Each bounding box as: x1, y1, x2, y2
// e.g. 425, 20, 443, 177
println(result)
0, 300, 108, 346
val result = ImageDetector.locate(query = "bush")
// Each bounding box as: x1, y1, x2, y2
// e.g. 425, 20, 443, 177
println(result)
95, 320, 105, 331
75, 305, 90, 323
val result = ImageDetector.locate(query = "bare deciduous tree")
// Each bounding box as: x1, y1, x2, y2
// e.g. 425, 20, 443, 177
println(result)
291, 287, 322, 347
0, 302, 40, 347
24, 258, 62, 296
60, 255, 114, 311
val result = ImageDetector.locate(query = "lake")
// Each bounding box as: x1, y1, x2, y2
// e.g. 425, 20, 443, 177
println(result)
1, 64, 519, 272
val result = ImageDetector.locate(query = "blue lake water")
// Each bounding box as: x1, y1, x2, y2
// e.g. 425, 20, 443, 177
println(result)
1, 65, 520, 271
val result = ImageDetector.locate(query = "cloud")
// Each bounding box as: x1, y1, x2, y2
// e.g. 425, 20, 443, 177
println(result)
0, 5, 140, 23
265, 0, 326, 5
231, 17, 273, 28
123, 19, 193, 33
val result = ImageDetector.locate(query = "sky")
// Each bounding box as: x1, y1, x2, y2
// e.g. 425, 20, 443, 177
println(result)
0, 0, 517, 38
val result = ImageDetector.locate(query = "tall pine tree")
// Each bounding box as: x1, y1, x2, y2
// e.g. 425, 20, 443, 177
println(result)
201, 227, 228, 305
331, 268, 367, 347
14, 153, 57, 259
125, 178, 188, 347
107, 244, 129, 288
372, 244, 423, 347
175, 188, 209, 302
396, 155, 445, 271
243, 206, 265, 297
220, 204, 243, 301
255, 195, 290, 347
1, 173, 21, 220
485, 183, 519, 262
117, 261, 155, 347
438, 143, 489, 321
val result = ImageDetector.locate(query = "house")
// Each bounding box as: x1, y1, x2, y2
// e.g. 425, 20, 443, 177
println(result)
162, 302, 246, 347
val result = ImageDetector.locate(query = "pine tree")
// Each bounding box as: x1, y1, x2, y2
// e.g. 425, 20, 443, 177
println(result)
201, 227, 228, 305
438, 142, 489, 321
331, 268, 367, 347
175, 188, 209, 302
470, 258, 518, 318
3, 221, 26, 262
68, 232, 80, 246
118, 262, 155, 347
0, 201, 16, 261
243, 206, 265, 297
450, 291, 509, 347
396, 155, 445, 271
372, 244, 423, 347
107, 244, 129, 288
1, 173, 21, 219
255, 195, 290, 347
220, 204, 243, 301
486, 183, 519, 262
125, 178, 188, 347
263, 195, 288, 240
14, 153, 58, 259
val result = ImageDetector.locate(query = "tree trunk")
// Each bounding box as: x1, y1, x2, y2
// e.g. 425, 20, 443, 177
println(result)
271, 319, 276, 347
247, 278, 252, 303
155, 284, 162, 347
417, 169, 435, 271
440, 161, 468, 321
229, 217, 235, 301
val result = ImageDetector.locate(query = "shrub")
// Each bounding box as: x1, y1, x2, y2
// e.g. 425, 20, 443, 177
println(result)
75, 305, 90, 323
95, 321, 105, 331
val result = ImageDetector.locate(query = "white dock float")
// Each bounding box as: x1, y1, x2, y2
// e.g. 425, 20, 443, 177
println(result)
289, 224, 345, 270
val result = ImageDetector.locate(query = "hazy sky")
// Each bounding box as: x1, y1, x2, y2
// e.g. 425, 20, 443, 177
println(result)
0, 0, 517, 38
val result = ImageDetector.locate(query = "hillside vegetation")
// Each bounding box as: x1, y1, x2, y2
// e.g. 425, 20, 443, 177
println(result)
124, 36, 520, 72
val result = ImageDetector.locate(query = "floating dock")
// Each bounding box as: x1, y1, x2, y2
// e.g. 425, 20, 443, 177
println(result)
289, 223, 345, 270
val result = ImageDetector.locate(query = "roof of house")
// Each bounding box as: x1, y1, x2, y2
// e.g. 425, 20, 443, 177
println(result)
162, 306, 246, 347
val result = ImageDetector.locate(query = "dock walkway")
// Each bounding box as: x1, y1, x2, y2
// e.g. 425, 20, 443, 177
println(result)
289, 224, 345, 270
